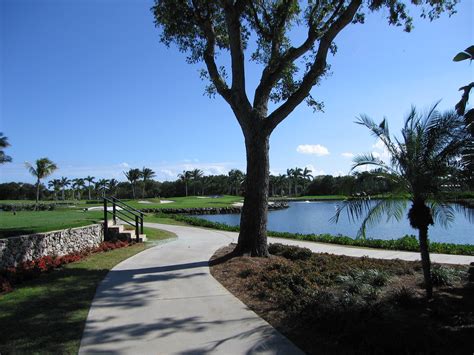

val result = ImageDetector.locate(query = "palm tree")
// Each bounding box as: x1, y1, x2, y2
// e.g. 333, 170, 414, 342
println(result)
96, 179, 110, 198
141, 167, 156, 198
190, 169, 204, 195
60, 177, 70, 200
285, 169, 294, 196
0, 133, 12, 164
302, 167, 313, 194
228, 169, 244, 196
178, 170, 192, 197
48, 179, 62, 200
73, 178, 85, 200
25, 158, 58, 208
291, 167, 303, 196
124, 168, 141, 199
333, 105, 470, 299
84, 176, 95, 200
108, 178, 118, 197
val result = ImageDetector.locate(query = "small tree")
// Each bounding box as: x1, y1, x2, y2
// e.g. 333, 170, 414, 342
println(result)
190, 168, 204, 195
0, 133, 12, 164
60, 177, 70, 200
25, 158, 58, 208
48, 179, 62, 200
333, 105, 470, 298
153, 0, 457, 256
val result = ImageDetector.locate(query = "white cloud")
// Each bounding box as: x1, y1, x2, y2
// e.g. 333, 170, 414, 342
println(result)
332, 170, 344, 177
296, 144, 330, 156
341, 152, 354, 158
119, 162, 129, 168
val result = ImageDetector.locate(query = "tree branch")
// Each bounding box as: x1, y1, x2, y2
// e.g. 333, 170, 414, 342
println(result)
265, 0, 362, 133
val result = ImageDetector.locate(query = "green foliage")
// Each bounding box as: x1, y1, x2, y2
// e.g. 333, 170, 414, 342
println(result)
453, 45, 474, 61
430, 265, 463, 286
268, 243, 312, 261
171, 215, 474, 255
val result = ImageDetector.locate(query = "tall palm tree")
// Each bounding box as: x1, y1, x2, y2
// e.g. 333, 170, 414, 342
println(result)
96, 179, 110, 198
190, 169, 204, 195
124, 169, 141, 199
302, 167, 313, 194
285, 169, 294, 196
0, 133, 12, 164
60, 177, 70, 200
108, 178, 118, 197
178, 170, 192, 197
48, 179, 62, 200
141, 167, 156, 198
228, 169, 244, 196
73, 178, 85, 200
84, 176, 95, 200
292, 167, 303, 196
333, 105, 470, 299
25, 158, 58, 208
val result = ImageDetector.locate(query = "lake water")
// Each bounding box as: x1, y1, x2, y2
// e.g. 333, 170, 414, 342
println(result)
195, 201, 474, 245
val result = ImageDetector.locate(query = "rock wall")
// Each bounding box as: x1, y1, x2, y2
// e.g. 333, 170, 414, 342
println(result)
0, 224, 104, 269
141, 202, 289, 215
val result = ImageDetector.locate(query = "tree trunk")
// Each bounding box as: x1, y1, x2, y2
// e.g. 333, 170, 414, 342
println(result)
88, 186, 91, 200
185, 183, 188, 197
35, 178, 40, 210
418, 225, 433, 299
234, 132, 270, 257
143, 180, 146, 199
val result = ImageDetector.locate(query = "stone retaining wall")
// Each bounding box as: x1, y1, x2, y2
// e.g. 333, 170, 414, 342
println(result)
141, 202, 289, 215
0, 224, 104, 269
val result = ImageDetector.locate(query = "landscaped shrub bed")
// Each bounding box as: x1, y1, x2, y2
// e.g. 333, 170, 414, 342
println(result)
0, 240, 130, 294
210, 244, 473, 354
170, 214, 474, 255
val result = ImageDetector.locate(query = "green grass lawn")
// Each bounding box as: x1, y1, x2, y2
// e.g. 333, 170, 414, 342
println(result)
116, 195, 242, 209
0, 209, 104, 238
0, 227, 176, 354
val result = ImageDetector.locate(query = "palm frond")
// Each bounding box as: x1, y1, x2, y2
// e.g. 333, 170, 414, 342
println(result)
430, 201, 455, 228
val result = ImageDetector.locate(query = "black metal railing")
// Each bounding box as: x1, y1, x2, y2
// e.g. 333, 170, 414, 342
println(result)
103, 197, 144, 241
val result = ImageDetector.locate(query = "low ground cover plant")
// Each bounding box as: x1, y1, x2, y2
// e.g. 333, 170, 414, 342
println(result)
210, 243, 473, 354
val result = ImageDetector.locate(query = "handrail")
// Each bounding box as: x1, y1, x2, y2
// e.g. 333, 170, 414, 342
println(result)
103, 197, 144, 241
111, 197, 145, 216
103, 197, 143, 218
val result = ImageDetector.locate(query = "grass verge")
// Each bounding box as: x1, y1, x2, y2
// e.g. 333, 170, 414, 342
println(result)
0, 227, 176, 354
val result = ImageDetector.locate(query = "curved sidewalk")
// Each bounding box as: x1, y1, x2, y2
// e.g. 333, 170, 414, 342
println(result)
79, 223, 303, 354
80, 223, 473, 354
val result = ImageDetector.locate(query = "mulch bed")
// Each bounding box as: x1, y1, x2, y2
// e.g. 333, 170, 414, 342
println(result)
210, 243, 474, 354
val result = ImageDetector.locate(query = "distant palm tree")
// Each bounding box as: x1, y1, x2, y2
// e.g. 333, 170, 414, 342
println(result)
141, 167, 156, 198
302, 167, 313, 194
333, 105, 471, 299
25, 158, 58, 208
228, 169, 244, 196
124, 169, 141, 199
48, 179, 62, 200
108, 178, 118, 197
285, 168, 294, 196
96, 179, 110, 198
73, 178, 85, 200
178, 170, 192, 197
190, 169, 204, 195
0, 133, 12, 164
291, 167, 303, 196
84, 176, 95, 200
60, 177, 70, 200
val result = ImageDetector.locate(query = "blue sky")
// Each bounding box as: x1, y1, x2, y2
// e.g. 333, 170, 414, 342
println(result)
1, 0, 472, 183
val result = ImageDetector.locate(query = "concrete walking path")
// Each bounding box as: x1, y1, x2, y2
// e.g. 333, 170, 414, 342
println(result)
79, 223, 303, 354
80, 223, 473, 354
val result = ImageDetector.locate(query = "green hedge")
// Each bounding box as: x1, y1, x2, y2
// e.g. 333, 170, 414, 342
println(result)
167, 214, 474, 256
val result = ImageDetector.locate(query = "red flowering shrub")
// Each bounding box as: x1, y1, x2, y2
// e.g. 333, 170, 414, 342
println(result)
0, 240, 131, 294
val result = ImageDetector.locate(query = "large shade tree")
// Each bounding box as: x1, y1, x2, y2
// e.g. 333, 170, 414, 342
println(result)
153, 0, 457, 256
333, 106, 471, 298
25, 158, 58, 208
